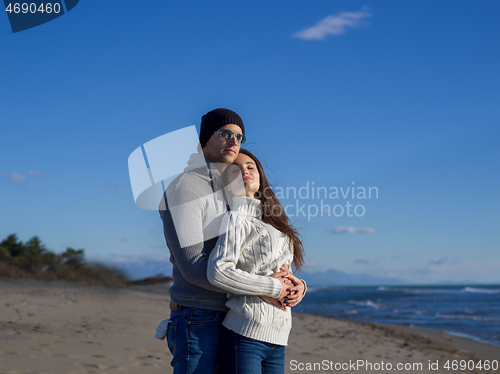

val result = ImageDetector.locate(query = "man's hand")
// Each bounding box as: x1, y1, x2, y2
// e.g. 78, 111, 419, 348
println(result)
259, 266, 305, 309
268, 269, 289, 279
280, 266, 306, 307
259, 295, 286, 311
258, 269, 293, 310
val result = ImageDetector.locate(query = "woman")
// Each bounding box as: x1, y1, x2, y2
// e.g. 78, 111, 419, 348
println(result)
207, 148, 306, 374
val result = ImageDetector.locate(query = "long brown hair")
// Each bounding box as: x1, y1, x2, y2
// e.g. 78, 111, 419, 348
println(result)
237, 149, 305, 271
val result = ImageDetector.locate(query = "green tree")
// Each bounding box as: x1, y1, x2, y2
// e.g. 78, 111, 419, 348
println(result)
0, 246, 13, 262
0, 234, 129, 286
23, 236, 46, 273
60, 248, 86, 269
1, 234, 23, 258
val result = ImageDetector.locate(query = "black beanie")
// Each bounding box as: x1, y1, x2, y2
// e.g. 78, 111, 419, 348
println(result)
199, 108, 245, 148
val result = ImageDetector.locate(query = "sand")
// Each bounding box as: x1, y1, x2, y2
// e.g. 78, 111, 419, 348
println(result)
1, 279, 498, 374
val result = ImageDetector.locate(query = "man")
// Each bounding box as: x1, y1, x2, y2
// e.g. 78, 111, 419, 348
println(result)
159, 108, 292, 374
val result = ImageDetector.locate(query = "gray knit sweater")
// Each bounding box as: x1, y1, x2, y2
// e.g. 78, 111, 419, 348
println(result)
159, 157, 230, 311
208, 196, 293, 346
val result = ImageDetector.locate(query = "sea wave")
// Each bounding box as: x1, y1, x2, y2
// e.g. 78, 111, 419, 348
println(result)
435, 313, 500, 322
445, 331, 500, 347
343, 310, 359, 315
393, 309, 430, 315
295, 285, 500, 347
376, 287, 459, 295
348, 300, 382, 309
460, 287, 500, 294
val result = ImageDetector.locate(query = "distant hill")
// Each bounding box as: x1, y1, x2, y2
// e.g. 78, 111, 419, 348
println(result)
112, 258, 172, 281
297, 268, 408, 286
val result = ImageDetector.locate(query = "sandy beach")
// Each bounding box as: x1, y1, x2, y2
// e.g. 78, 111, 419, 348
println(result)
1, 279, 498, 374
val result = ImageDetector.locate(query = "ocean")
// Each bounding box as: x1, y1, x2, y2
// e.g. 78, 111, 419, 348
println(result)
292, 285, 500, 347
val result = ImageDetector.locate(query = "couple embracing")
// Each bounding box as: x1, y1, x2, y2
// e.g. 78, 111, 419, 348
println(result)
158, 108, 306, 374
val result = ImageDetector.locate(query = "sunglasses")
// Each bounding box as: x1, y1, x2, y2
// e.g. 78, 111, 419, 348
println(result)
214, 129, 246, 146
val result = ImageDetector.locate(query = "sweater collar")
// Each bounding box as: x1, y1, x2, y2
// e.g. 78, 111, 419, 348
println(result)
183, 152, 222, 181
232, 196, 262, 218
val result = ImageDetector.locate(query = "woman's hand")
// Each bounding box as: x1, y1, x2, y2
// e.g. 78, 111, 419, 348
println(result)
280, 266, 306, 307
258, 269, 293, 310
278, 277, 293, 302
268, 269, 292, 301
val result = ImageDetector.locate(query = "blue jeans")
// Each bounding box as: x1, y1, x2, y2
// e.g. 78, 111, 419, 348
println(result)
166, 306, 226, 374
219, 326, 285, 374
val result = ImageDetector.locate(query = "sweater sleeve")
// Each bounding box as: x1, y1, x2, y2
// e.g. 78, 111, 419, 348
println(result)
160, 189, 224, 292
207, 212, 282, 298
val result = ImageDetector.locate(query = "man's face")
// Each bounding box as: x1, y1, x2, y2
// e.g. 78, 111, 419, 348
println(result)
202, 124, 243, 164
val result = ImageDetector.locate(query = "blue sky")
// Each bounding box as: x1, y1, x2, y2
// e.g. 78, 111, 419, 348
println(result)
1, 0, 499, 283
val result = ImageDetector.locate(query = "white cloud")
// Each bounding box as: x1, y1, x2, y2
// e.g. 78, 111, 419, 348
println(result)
28, 169, 48, 178
9, 172, 27, 181
391, 252, 412, 260
429, 256, 460, 266
332, 226, 378, 234
292, 7, 372, 40
355, 256, 383, 265
417, 259, 500, 284
4, 169, 47, 183
102, 183, 119, 192
302, 259, 500, 284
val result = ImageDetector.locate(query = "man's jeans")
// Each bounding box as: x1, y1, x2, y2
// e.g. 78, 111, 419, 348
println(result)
166, 306, 226, 374
219, 326, 285, 374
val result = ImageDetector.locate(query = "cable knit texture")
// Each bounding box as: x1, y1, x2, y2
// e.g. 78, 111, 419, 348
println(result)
208, 196, 293, 346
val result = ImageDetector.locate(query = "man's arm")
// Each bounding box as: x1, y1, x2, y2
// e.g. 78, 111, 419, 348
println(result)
160, 189, 225, 292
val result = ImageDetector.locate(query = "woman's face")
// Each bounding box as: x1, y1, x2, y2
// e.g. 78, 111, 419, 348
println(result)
233, 153, 260, 199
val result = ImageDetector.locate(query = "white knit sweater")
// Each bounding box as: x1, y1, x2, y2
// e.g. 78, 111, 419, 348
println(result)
207, 196, 293, 346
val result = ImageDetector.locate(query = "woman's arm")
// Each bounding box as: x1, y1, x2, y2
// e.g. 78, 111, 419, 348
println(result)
207, 212, 288, 300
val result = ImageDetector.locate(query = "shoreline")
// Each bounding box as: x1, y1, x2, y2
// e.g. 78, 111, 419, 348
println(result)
297, 311, 500, 350
286, 314, 499, 373
128, 280, 500, 351
1, 279, 498, 374
344, 317, 500, 361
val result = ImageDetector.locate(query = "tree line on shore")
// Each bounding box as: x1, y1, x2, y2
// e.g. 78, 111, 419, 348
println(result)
0, 234, 129, 286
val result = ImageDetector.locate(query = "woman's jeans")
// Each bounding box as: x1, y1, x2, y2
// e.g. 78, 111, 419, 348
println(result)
166, 306, 226, 374
219, 326, 285, 374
